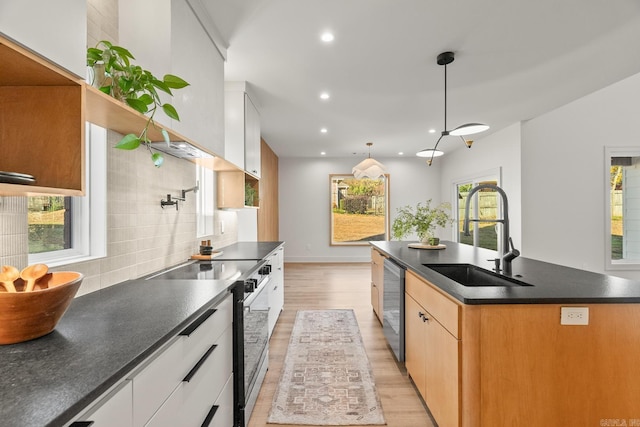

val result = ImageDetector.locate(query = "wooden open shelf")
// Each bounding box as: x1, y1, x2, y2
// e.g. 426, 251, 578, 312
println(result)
0, 34, 246, 196
0, 35, 85, 196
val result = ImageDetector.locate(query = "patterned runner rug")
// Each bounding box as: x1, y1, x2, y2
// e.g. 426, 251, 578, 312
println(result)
268, 309, 386, 425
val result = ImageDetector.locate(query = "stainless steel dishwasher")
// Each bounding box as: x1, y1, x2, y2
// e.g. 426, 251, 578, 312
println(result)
383, 258, 405, 362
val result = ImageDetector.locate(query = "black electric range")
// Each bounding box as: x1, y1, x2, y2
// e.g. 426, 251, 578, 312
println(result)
146, 259, 264, 282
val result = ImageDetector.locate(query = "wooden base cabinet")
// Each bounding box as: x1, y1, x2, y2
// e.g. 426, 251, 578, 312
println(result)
405, 271, 460, 427
405, 269, 640, 427
370, 249, 385, 322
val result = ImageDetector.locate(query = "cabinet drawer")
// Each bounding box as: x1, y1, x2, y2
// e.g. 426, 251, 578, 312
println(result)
130, 295, 232, 426
130, 335, 182, 427
72, 380, 133, 427
181, 295, 232, 370
406, 271, 460, 338
208, 374, 235, 427
182, 325, 233, 426
144, 325, 233, 427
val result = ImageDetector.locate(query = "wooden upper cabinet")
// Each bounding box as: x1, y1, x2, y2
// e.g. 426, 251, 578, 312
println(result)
0, 35, 85, 196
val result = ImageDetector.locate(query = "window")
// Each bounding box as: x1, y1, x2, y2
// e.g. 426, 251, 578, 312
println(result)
605, 147, 640, 269
28, 123, 106, 266
453, 169, 501, 252
330, 174, 389, 246
196, 163, 214, 237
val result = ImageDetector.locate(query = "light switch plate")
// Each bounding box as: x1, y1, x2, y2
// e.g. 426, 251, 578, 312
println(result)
560, 307, 589, 325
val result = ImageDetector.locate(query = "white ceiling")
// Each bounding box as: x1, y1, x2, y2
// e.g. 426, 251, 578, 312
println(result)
197, 0, 640, 159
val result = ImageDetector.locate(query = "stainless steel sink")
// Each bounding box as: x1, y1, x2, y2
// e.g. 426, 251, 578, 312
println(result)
423, 264, 532, 287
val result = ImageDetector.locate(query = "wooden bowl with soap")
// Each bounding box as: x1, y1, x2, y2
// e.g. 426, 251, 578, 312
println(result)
0, 271, 84, 345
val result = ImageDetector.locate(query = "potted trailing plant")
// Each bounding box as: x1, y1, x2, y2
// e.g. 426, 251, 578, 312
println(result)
392, 199, 452, 245
87, 41, 190, 167
245, 182, 257, 206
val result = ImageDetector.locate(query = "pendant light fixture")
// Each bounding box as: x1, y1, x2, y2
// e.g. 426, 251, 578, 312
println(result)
352, 142, 387, 179
416, 51, 489, 166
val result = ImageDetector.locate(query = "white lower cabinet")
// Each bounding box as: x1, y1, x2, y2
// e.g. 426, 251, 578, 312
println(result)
70, 294, 233, 427
268, 246, 285, 336
144, 325, 233, 427
71, 380, 133, 427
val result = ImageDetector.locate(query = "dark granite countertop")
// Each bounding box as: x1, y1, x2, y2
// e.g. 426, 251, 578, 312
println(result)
371, 241, 640, 304
0, 241, 284, 427
216, 241, 284, 260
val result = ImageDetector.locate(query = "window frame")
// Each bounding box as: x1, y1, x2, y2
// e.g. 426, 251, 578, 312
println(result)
604, 146, 640, 270
196, 163, 214, 238
28, 123, 107, 267
451, 168, 502, 251
329, 173, 390, 246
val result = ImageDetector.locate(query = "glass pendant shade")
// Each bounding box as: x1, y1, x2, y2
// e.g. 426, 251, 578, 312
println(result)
416, 148, 444, 158
450, 123, 490, 136
352, 157, 386, 179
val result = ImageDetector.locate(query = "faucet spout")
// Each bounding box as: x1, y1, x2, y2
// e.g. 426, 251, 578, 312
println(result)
463, 184, 519, 275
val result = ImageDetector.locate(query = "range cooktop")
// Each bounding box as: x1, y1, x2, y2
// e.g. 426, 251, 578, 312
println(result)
147, 260, 262, 281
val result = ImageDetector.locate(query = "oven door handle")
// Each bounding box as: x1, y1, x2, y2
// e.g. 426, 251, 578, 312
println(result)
242, 276, 270, 307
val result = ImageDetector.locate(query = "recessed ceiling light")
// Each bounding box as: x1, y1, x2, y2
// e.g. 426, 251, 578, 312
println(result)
320, 128, 328, 133
321, 151, 326, 156
321, 32, 334, 43
428, 129, 436, 134
320, 92, 330, 100
398, 152, 404, 155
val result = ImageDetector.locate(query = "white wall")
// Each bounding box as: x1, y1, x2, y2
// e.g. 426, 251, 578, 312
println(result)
438, 123, 522, 248
521, 71, 640, 280
279, 156, 441, 262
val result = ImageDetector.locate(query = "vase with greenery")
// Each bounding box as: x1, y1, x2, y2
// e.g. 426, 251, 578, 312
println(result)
392, 200, 452, 245
87, 41, 190, 167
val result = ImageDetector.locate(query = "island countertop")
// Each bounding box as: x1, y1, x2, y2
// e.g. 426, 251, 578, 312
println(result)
371, 241, 640, 304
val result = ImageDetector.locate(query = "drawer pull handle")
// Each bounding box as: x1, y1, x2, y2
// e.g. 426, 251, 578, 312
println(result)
418, 311, 429, 322
180, 308, 217, 336
70, 423, 94, 427
183, 344, 217, 382
201, 405, 220, 427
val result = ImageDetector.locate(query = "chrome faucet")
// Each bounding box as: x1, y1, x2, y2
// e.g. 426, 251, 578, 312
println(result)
463, 184, 520, 275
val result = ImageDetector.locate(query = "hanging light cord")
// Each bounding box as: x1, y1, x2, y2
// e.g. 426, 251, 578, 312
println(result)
426, 61, 468, 166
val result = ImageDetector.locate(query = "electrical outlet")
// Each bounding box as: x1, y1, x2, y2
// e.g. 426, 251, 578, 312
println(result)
560, 307, 589, 325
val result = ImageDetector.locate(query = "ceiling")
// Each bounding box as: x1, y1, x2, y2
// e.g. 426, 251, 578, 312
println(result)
197, 0, 640, 159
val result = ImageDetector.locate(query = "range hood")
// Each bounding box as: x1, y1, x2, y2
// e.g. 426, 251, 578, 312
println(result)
152, 141, 214, 160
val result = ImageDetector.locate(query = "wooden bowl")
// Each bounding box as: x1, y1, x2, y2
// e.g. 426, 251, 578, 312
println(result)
0, 272, 83, 345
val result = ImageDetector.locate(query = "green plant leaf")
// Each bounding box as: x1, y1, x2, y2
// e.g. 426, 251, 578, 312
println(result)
163, 74, 190, 89
98, 86, 111, 95
86, 48, 103, 65
161, 129, 170, 146
162, 104, 180, 121
152, 79, 172, 95
139, 94, 154, 105
115, 134, 141, 150
126, 98, 148, 114
152, 152, 164, 167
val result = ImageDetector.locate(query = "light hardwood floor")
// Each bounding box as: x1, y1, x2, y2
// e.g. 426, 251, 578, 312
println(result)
248, 263, 435, 427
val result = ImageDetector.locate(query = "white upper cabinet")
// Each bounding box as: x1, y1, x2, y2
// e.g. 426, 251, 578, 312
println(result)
0, 0, 87, 77
119, 0, 225, 156
225, 82, 261, 177
169, 0, 225, 156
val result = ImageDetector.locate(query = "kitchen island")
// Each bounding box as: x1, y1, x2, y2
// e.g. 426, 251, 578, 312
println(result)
371, 241, 640, 427
0, 241, 282, 427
